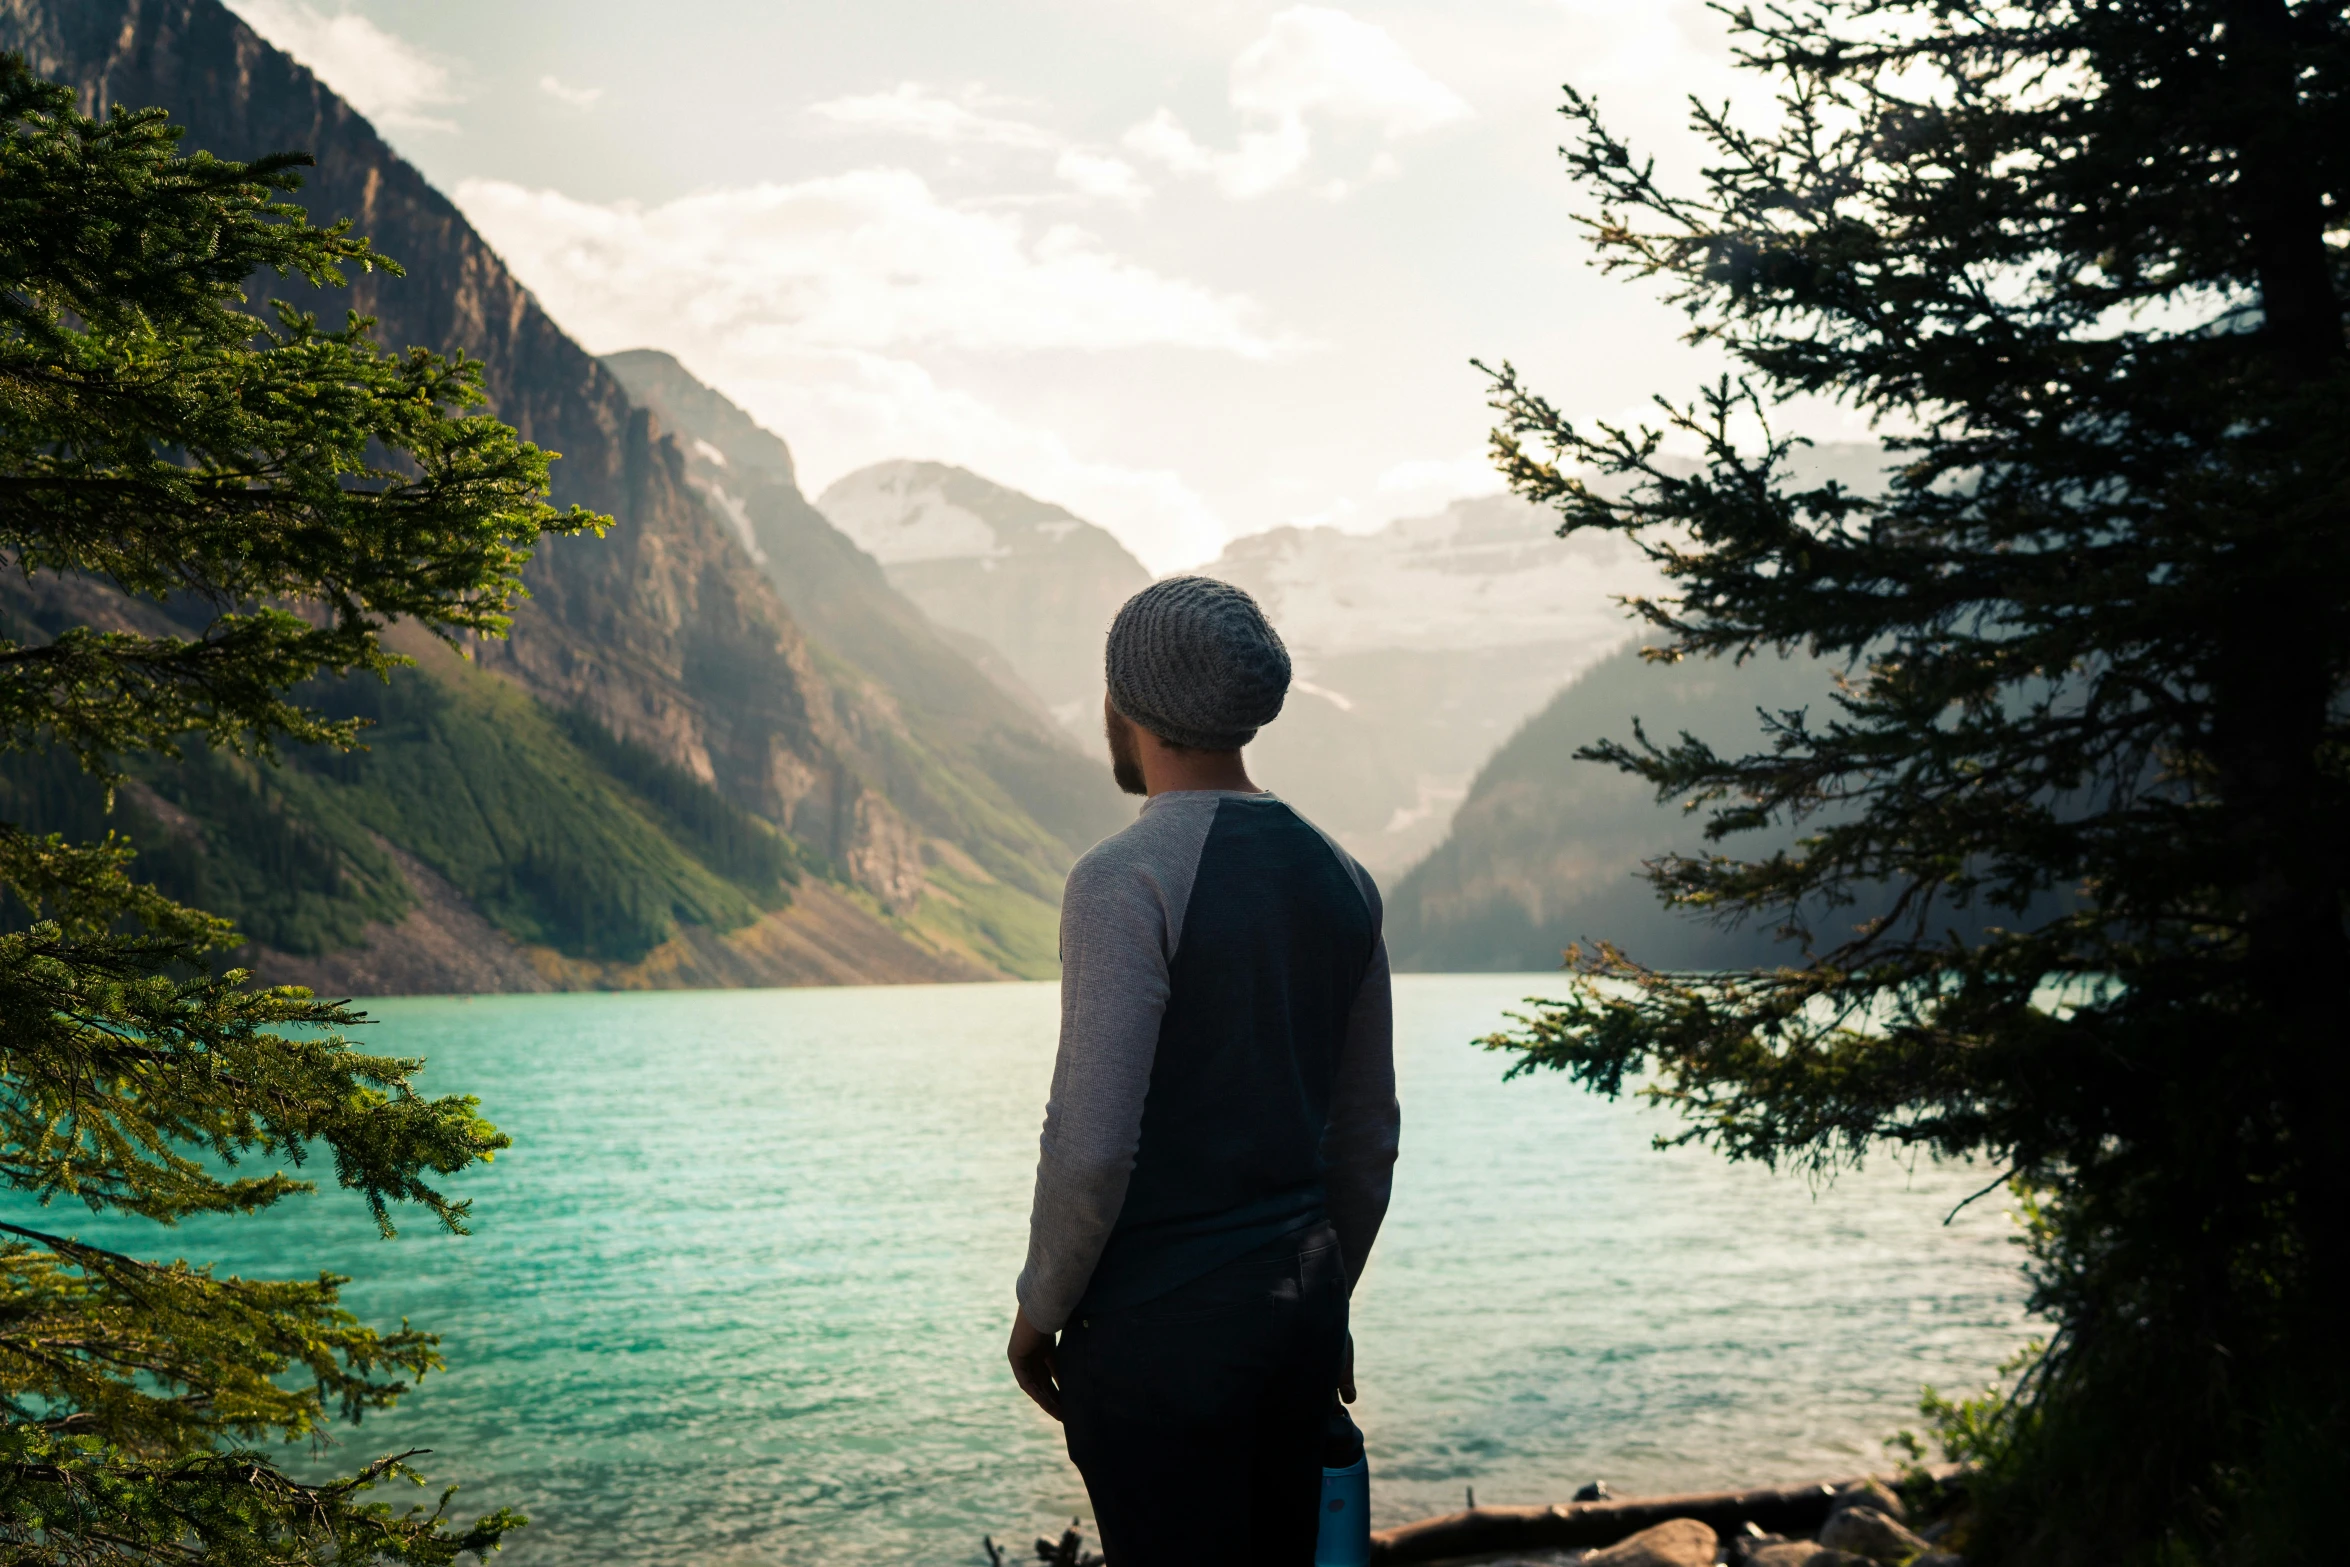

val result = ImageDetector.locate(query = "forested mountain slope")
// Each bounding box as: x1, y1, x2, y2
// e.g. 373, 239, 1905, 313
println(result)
1385, 641, 1831, 972
0, 0, 1103, 987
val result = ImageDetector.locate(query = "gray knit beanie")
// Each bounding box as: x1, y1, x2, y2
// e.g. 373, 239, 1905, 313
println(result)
1104, 576, 1291, 750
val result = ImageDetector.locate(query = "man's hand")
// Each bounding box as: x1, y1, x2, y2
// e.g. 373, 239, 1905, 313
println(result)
1007, 1305, 1064, 1422
1340, 1330, 1357, 1404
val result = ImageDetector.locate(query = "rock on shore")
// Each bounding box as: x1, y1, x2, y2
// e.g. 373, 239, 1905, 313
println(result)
1584, 1519, 1718, 1567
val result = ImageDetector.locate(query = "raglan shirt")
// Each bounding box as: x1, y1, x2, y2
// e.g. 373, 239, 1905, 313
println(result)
1016, 790, 1400, 1334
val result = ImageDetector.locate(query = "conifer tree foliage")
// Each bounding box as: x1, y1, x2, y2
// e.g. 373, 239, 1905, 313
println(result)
0, 56, 599, 1562
1482, 2, 2347, 1559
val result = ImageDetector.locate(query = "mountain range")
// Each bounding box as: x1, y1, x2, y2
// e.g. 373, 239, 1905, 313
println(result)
815, 461, 1155, 733
1195, 495, 1659, 874
0, 0, 1913, 994
1373, 444, 1898, 970
805, 476, 1665, 877
799, 460, 1886, 886
0, 0, 1118, 990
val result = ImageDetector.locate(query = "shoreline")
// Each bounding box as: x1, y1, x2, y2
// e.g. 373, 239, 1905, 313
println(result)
1371, 1469, 1968, 1565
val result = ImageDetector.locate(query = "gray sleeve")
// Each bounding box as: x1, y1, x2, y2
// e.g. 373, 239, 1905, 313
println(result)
1323, 933, 1398, 1293
1014, 802, 1211, 1333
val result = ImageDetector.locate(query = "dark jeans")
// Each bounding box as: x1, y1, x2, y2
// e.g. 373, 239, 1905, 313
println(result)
1056, 1222, 1349, 1567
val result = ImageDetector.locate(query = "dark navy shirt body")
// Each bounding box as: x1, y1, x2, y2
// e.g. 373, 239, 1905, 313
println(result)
1081, 797, 1377, 1311
1016, 788, 1398, 1336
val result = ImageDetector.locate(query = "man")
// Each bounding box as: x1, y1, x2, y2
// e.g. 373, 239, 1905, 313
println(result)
1006, 575, 1400, 1564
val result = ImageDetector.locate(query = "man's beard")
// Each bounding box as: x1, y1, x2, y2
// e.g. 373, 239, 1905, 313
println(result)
1105, 706, 1147, 796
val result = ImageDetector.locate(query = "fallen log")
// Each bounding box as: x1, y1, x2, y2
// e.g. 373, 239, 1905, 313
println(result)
1369, 1476, 1854, 1563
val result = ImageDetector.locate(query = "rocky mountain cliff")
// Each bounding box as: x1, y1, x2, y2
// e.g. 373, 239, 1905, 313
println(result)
0, 0, 1107, 988
602, 351, 1130, 969
815, 462, 1155, 732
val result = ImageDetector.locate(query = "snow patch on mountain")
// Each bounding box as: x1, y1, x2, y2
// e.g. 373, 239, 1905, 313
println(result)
814, 461, 1155, 723
1204, 492, 1659, 660
818, 466, 1003, 563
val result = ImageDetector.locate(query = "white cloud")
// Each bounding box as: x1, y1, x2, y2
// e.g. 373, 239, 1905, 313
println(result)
1125, 6, 1469, 198
1377, 452, 1503, 501
1053, 148, 1151, 205
223, 0, 459, 132
455, 169, 1283, 357
1231, 7, 1472, 136
812, 84, 1152, 206
539, 75, 603, 109
452, 170, 1294, 569
1547, 0, 1743, 89
1282, 495, 1360, 531
1124, 108, 1310, 200
807, 83, 1057, 149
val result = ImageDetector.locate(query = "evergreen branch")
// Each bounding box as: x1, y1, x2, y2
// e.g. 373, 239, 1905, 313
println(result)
0, 54, 541, 1564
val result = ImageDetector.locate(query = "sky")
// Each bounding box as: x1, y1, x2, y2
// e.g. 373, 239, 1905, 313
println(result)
221, 0, 1873, 572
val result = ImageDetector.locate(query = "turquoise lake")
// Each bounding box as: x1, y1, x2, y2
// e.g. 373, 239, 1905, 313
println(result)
15, 976, 2031, 1563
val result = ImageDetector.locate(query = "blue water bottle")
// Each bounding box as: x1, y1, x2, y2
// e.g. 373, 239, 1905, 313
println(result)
1315, 1403, 1370, 1567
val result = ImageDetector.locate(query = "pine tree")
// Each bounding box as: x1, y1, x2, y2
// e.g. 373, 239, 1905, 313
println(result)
0, 56, 600, 1562
1481, 2, 2347, 1559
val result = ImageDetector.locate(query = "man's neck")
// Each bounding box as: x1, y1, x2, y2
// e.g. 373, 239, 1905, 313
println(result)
1141, 748, 1259, 797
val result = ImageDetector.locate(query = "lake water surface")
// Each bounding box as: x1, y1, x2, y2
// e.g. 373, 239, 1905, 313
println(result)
20, 977, 2031, 1563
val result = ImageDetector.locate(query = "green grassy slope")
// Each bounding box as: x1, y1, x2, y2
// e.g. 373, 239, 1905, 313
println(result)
1, 647, 809, 966
292, 652, 794, 960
